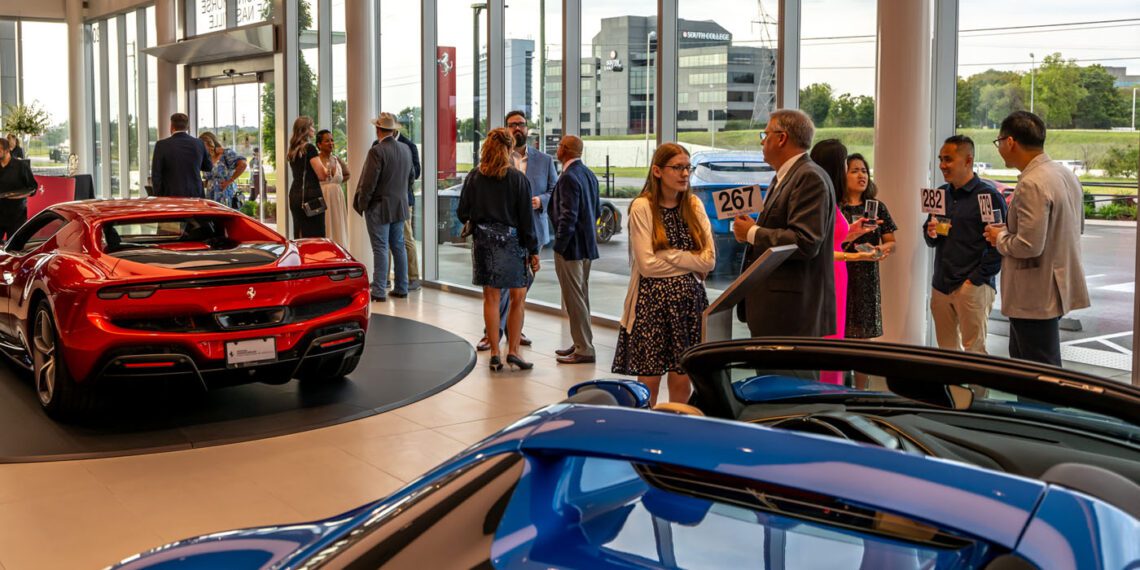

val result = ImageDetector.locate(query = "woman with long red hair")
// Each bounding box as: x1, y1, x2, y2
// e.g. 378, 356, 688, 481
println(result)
613, 143, 715, 405
457, 128, 540, 371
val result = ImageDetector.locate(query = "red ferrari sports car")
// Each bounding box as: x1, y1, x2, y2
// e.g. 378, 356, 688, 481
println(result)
0, 199, 371, 418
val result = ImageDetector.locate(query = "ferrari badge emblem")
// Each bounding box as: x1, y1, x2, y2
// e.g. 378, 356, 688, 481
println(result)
246, 287, 256, 301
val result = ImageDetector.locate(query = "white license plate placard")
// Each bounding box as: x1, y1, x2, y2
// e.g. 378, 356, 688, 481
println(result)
226, 337, 277, 366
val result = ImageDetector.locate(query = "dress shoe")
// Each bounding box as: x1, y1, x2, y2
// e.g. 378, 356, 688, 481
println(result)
390, 291, 408, 298
476, 337, 492, 351
371, 295, 387, 302
520, 334, 532, 347
489, 355, 503, 372
407, 280, 422, 291
506, 354, 534, 370
557, 354, 596, 365
555, 346, 576, 357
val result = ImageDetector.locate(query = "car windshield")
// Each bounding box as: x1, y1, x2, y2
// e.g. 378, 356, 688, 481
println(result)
722, 363, 1140, 444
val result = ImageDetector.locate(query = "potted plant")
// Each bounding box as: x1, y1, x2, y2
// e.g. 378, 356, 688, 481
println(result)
2, 102, 52, 150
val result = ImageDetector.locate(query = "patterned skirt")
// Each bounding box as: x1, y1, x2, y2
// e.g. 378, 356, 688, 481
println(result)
612, 273, 708, 376
471, 223, 528, 289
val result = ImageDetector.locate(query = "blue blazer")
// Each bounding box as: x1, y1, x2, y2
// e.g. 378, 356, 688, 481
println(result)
151, 131, 212, 198
523, 146, 557, 247
548, 159, 601, 261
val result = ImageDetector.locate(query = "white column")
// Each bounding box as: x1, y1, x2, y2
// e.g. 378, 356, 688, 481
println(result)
155, 0, 178, 138
777, 0, 800, 109
422, 0, 439, 280
561, 0, 581, 136
656, 0, 677, 143
345, 0, 374, 274
875, 0, 932, 345
65, 0, 90, 174
487, 0, 505, 128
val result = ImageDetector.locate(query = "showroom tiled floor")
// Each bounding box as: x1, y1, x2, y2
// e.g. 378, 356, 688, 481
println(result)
0, 288, 624, 570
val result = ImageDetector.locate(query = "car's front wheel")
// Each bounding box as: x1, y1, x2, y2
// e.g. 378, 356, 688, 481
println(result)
31, 301, 95, 419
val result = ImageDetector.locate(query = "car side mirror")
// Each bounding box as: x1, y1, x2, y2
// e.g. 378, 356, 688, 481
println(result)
885, 378, 974, 411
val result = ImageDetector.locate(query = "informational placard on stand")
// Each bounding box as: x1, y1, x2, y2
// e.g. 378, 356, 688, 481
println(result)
702, 244, 797, 342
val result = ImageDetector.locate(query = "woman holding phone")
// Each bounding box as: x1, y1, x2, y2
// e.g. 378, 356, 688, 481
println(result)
841, 153, 897, 339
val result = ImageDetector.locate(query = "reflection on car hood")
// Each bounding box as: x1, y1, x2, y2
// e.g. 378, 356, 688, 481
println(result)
109, 244, 287, 272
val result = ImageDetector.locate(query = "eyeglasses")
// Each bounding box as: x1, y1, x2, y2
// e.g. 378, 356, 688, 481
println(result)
506, 121, 527, 128
760, 129, 786, 141
992, 136, 1009, 148
663, 164, 693, 174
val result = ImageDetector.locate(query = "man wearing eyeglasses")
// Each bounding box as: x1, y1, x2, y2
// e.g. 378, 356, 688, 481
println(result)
731, 108, 836, 338
476, 110, 557, 352
983, 110, 1088, 366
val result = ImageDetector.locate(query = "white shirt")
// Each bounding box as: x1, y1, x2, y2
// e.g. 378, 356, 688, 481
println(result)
746, 151, 806, 244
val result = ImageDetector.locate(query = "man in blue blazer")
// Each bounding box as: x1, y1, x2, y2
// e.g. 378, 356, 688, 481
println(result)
151, 113, 212, 198
548, 135, 601, 364
477, 111, 557, 351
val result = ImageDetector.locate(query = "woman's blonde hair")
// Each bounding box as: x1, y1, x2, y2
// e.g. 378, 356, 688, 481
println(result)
634, 142, 707, 252
198, 131, 220, 153
287, 116, 314, 161
478, 127, 514, 179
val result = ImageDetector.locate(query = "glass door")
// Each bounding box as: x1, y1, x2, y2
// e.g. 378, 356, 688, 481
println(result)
192, 74, 274, 224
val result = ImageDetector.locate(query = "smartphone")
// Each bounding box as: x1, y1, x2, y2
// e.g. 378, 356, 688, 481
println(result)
862, 200, 880, 227
992, 208, 1004, 225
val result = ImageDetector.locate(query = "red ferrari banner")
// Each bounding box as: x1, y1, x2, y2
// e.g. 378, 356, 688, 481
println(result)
437, 46, 458, 179
29, 176, 77, 219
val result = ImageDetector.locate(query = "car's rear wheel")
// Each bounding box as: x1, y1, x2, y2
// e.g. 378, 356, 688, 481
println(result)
596, 205, 619, 243
32, 301, 94, 419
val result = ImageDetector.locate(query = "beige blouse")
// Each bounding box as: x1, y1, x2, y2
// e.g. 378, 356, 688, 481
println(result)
619, 193, 717, 330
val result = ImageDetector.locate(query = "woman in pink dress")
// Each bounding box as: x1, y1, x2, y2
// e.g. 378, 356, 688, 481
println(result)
810, 140, 873, 384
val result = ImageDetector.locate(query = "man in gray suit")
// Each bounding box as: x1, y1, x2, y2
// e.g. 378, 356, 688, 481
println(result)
985, 111, 1089, 366
356, 113, 414, 302
732, 108, 836, 338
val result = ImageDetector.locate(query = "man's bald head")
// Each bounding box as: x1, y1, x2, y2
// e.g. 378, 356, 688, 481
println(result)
557, 135, 583, 165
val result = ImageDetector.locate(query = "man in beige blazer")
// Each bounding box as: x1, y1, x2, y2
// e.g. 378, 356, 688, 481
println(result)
985, 111, 1089, 366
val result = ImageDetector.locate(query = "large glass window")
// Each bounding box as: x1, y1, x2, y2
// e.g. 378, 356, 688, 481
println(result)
435, 0, 488, 288
956, 1, 1139, 379
799, 0, 877, 160
380, 0, 422, 279
17, 21, 69, 175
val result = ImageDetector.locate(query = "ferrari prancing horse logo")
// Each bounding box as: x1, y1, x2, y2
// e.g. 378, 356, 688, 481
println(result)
246, 287, 256, 301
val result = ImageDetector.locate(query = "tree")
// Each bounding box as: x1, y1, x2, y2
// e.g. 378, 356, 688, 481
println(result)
1100, 145, 1139, 178
798, 83, 833, 126
956, 76, 978, 128
1074, 65, 1126, 129
1028, 53, 1086, 128
958, 69, 1022, 127
398, 106, 423, 143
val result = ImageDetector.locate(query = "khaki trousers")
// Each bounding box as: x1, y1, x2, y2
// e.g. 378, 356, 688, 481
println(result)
554, 253, 594, 357
930, 281, 995, 353
389, 206, 420, 281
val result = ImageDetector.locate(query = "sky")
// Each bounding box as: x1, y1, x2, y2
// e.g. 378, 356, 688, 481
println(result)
13, 0, 1140, 128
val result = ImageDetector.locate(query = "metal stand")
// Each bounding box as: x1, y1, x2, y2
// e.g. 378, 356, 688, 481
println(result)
701, 244, 796, 343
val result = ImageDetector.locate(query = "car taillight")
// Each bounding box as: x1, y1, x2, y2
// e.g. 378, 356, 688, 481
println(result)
97, 285, 159, 300
328, 267, 365, 281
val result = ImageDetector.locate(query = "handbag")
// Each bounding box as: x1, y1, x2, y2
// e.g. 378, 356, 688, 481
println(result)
300, 163, 326, 217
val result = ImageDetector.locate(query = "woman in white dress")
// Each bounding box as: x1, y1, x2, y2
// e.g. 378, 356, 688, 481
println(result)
316, 129, 350, 247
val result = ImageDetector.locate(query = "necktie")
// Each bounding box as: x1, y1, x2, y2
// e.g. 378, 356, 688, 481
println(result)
763, 174, 780, 210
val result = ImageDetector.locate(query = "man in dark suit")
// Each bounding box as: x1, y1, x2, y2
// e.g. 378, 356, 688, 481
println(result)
732, 108, 835, 337
356, 113, 413, 302
150, 113, 212, 198
0, 137, 37, 240
548, 135, 601, 364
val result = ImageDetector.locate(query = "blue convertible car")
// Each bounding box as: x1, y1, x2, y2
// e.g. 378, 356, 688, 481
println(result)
110, 339, 1140, 569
